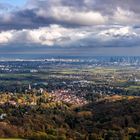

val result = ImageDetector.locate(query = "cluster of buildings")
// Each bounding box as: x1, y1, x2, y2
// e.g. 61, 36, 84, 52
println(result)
51, 89, 87, 105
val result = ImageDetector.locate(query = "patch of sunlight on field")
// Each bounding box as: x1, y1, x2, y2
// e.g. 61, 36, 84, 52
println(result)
88, 68, 117, 74
116, 79, 127, 82
126, 96, 135, 100
125, 85, 140, 90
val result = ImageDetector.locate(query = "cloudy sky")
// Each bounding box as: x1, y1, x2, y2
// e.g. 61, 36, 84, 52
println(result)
0, 0, 140, 57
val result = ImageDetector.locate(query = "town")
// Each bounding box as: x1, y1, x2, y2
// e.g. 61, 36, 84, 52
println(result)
0, 57, 140, 139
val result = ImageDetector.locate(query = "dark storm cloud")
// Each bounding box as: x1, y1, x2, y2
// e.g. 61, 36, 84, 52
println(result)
94, 0, 140, 13
0, 0, 140, 30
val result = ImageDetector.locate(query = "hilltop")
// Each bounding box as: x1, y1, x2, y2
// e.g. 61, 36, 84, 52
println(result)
0, 93, 139, 140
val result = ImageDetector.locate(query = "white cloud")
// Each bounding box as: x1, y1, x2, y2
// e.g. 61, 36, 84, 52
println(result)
36, 6, 108, 25
29, 0, 107, 26
0, 24, 139, 48
113, 7, 139, 24
0, 25, 91, 46
0, 31, 13, 43
99, 26, 137, 39
50, 6, 107, 25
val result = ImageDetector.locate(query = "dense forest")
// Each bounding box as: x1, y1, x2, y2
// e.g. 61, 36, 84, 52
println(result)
0, 96, 140, 140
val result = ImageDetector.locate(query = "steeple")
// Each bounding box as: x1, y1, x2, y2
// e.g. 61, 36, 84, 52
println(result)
29, 84, 31, 90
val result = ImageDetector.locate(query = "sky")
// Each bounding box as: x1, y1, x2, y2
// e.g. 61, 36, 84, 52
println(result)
0, 0, 140, 57
0, 0, 26, 6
